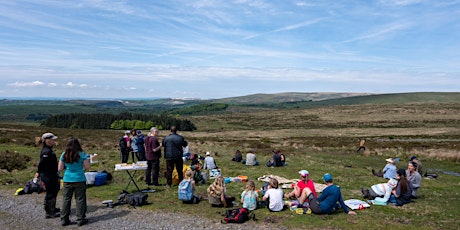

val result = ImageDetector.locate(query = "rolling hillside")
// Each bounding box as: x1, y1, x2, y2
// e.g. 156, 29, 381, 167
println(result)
0, 92, 459, 122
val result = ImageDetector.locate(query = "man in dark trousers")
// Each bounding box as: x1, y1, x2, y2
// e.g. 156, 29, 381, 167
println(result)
144, 127, 162, 186
162, 126, 187, 187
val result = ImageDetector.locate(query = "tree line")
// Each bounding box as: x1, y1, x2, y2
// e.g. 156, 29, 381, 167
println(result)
40, 112, 196, 131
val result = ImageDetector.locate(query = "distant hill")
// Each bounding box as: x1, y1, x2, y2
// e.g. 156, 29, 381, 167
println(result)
209, 92, 373, 104
0, 92, 459, 122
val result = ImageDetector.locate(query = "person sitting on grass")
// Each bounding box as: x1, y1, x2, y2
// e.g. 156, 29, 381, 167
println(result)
242, 148, 259, 166
284, 170, 317, 208
306, 173, 357, 215
406, 161, 422, 198
262, 178, 284, 212
372, 158, 397, 179
203, 152, 218, 170
207, 176, 235, 207
361, 178, 398, 203
178, 170, 200, 204
390, 169, 413, 206
232, 149, 243, 162
240, 180, 258, 210
266, 150, 285, 167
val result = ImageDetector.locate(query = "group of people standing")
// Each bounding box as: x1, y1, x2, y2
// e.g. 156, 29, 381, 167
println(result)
118, 126, 189, 188
119, 129, 146, 164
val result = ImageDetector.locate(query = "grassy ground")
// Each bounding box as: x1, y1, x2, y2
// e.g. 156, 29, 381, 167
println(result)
1, 103, 459, 229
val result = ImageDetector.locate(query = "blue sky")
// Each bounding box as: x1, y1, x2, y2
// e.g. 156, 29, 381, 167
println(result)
0, 0, 459, 99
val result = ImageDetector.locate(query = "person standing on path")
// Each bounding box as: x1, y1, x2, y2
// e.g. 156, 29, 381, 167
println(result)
35, 132, 60, 219
145, 127, 162, 186
162, 126, 187, 187
58, 138, 90, 226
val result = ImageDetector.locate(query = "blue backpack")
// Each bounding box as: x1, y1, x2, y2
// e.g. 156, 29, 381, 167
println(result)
178, 179, 193, 201
136, 135, 145, 153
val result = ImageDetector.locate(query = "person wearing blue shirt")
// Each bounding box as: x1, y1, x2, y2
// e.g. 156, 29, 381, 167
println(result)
307, 173, 357, 215
372, 158, 397, 179
58, 138, 90, 226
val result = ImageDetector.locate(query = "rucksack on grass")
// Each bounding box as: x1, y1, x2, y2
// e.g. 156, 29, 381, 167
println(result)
23, 180, 44, 194
178, 179, 193, 201
222, 207, 252, 224
118, 191, 148, 207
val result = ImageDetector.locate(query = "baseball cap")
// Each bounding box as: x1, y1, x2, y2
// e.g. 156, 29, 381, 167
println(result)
298, 170, 309, 177
41, 132, 58, 141
323, 173, 333, 182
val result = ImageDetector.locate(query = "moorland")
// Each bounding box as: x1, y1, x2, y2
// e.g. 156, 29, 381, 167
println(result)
0, 92, 459, 229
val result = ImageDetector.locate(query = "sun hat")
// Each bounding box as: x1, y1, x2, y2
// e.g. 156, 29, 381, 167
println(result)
323, 173, 333, 182
206, 151, 211, 156
298, 170, 309, 177
41, 132, 58, 141
385, 158, 395, 164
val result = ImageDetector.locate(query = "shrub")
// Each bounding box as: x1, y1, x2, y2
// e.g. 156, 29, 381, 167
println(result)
0, 150, 32, 172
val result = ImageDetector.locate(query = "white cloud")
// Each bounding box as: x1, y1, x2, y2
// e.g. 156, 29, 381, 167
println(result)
8, 81, 45, 87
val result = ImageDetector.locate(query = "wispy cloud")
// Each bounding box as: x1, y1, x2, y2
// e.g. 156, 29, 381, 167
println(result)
341, 22, 412, 43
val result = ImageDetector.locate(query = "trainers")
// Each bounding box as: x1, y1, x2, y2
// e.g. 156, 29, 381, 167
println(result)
77, 218, 88, 226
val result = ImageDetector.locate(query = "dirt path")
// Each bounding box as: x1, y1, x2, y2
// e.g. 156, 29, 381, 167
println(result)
0, 189, 281, 230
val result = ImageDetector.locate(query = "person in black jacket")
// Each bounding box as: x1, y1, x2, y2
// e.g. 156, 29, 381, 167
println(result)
162, 126, 187, 187
34, 132, 60, 218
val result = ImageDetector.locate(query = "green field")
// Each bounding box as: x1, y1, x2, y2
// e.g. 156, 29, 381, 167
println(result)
1, 93, 459, 229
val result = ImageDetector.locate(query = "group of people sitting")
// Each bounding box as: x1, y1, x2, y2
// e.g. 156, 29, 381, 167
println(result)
177, 165, 357, 216
231, 149, 286, 167
364, 156, 423, 206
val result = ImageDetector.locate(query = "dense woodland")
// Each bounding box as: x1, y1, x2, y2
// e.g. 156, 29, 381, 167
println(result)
40, 112, 196, 131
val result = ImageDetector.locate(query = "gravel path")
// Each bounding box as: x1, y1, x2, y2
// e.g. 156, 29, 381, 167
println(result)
0, 190, 286, 230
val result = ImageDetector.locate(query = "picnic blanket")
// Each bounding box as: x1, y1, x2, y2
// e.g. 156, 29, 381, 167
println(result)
257, 174, 327, 193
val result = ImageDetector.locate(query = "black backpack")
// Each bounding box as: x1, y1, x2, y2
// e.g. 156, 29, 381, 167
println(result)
119, 192, 148, 207
119, 137, 128, 151
23, 180, 43, 194
222, 208, 250, 224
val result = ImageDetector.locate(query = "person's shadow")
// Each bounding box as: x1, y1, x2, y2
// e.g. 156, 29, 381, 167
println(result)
65, 204, 131, 225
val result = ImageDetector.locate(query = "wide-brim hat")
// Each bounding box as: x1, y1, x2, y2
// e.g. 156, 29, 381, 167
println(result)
385, 158, 394, 164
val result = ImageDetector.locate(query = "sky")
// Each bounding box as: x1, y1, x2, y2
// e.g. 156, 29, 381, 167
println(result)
0, 0, 459, 99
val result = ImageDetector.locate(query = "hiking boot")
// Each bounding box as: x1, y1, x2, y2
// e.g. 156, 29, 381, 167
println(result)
361, 188, 369, 199
61, 219, 71, 226
77, 218, 88, 226
45, 212, 60, 219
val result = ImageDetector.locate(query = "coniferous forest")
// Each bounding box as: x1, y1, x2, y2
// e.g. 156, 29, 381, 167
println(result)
40, 112, 196, 131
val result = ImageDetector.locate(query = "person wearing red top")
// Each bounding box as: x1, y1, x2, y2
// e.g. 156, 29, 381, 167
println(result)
284, 170, 317, 207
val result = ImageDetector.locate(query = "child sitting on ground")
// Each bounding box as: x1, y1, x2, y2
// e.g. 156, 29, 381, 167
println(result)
207, 176, 235, 207
262, 178, 284, 212
178, 170, 200, 204
240, 180, 258, 210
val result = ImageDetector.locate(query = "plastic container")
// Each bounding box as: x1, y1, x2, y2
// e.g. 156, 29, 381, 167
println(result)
85, 172, 98, 185
94, 173, 107, 186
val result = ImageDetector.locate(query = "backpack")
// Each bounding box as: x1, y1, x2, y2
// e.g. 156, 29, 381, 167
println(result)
222, 208, 250, 223
23, 180, 43, 194
119, 137, 128, 151
136, 135, 145, 153
178, 179, 193, 201
119, 192, 148, 207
